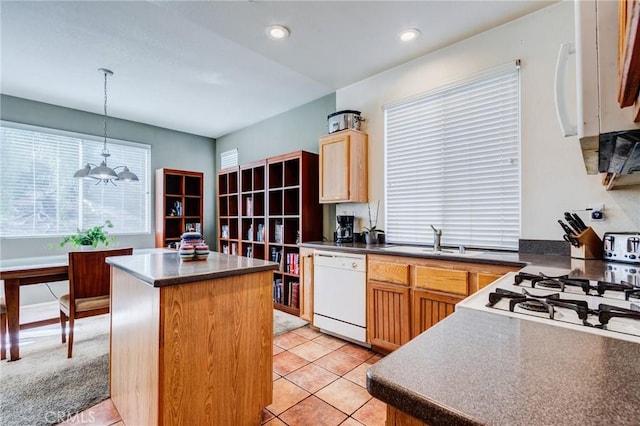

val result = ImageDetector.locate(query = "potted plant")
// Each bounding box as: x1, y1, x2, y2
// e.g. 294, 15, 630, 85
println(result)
60, 220, 115, 249
362, 201, 385, 244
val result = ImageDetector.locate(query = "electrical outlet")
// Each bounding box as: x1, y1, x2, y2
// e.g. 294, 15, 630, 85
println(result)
588, 204, 604, 222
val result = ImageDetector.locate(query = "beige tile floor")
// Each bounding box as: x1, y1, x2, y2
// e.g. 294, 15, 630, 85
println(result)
61, 326, 386, 426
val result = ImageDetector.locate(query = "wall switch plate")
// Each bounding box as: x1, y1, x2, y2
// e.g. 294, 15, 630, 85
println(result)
589, 204, 604, 222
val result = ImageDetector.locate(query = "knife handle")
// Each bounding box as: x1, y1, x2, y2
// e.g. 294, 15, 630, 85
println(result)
558, 220, 575, 236
572, 213, 587, 231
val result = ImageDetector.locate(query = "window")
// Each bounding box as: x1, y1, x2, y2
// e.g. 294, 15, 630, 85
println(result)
0, 122, 150, 238
384, 63, 520, 250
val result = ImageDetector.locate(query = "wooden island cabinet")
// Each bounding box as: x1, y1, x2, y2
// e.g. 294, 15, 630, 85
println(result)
367, 254, 518, 352
107, 251, 277, 426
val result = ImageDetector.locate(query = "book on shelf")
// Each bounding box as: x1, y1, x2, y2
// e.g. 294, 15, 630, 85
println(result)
273, 278, 284, 304
186, 222, 201, 233
286, 253, 300, 275
270, 247, 283, 271
274, 222, 283, 244
170, 201, 182, 216
291, 281, 299, 309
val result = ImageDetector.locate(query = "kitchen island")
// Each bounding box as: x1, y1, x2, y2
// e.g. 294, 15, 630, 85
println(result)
106, 251, 278, 426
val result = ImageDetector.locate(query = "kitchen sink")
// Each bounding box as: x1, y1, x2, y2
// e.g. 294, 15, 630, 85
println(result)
379, 246, 484, 257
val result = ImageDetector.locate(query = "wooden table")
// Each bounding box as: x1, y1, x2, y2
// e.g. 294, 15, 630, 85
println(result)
0, 249, 167, 361
0, 255, 68, 361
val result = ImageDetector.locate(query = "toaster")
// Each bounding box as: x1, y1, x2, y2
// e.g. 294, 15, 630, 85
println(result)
603, 232, 640, 264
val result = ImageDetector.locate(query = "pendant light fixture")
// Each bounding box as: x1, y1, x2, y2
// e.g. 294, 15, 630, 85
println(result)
74, 68, 139, 184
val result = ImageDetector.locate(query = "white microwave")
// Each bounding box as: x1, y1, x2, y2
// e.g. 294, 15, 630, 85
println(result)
555, 0, 640, 185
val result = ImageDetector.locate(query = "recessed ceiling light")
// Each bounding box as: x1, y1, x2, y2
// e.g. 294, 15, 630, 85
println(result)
399, 28, 420, 42
267, 25, 290, 40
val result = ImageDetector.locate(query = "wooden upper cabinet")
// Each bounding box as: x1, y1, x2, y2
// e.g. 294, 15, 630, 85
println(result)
618, 0, 640, 119
319, 130, 368, 203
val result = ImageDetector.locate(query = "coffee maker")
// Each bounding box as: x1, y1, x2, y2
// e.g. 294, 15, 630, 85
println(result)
336, 215, 355, 243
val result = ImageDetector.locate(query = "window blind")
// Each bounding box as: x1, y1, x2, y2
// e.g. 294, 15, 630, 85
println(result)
384, 63, 520, 250
0, 122, 150, 238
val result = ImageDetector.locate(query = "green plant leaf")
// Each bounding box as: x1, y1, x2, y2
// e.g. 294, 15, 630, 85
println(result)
59, 220, 116, 249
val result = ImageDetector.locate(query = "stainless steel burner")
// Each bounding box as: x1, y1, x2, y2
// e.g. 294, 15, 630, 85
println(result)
535, 279, 562, 289
517, 300, 549, 313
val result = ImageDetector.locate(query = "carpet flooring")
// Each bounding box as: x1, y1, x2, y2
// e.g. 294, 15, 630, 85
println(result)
0, 310, 307, 425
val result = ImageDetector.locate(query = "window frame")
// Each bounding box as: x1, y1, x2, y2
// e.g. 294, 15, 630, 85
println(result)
0, 120, 152, 239
383, 62, 521, 251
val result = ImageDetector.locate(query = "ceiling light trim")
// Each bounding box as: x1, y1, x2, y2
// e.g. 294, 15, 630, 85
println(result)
399, 28, 421, 42
266, 25, 290, 40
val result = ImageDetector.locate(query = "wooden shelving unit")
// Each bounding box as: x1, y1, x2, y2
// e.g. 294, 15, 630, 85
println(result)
240, 160, 267, 260
217, 151, 323, 316
155, 168, 204, 248
217, 167, 240, 255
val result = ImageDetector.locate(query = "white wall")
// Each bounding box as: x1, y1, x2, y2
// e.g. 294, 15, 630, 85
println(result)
336, 0, 639, 242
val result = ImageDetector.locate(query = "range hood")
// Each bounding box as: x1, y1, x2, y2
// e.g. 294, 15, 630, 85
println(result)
556, 1, 640, 189
597, 131, 640, 188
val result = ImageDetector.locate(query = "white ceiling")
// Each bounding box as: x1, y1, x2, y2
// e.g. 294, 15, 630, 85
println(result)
1, 1, 556, 139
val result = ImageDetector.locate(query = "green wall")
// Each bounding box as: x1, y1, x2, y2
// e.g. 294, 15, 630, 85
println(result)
215, 94, 336, 165
215, 93, 337, 240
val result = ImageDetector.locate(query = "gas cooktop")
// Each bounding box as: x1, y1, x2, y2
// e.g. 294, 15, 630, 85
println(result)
458, 263, 640, 344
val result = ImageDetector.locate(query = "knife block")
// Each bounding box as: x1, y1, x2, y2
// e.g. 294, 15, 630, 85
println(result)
570, 227, 603, 260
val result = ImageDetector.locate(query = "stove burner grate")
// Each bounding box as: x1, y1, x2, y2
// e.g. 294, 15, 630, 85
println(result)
517, 300, 550, 313
487, 287, 591, 324
535, 279, 563, 290
599, 303, 640, 326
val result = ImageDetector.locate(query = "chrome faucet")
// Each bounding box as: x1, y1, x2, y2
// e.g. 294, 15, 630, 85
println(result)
430, 225, 442, 252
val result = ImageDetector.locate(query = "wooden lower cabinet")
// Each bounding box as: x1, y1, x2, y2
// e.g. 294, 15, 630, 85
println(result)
299, 248, 314, 322
367, 254, 519, 352
477, 272, 504, 289
367, 280, 411, 352
386, 405, 429, 426
411, 289, 465, 338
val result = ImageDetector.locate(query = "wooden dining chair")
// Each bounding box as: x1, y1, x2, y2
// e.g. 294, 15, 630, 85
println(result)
0, 297, 7, 360
59, 247, 132, 358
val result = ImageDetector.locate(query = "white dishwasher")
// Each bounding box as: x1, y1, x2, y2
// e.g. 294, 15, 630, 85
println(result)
313, 250, 368, 345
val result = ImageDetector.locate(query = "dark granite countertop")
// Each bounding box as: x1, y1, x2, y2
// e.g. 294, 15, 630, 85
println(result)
367, 309, 640, 426
106, 251, 278, 287
301, 241, 637, 423
298, 241, 613, 280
